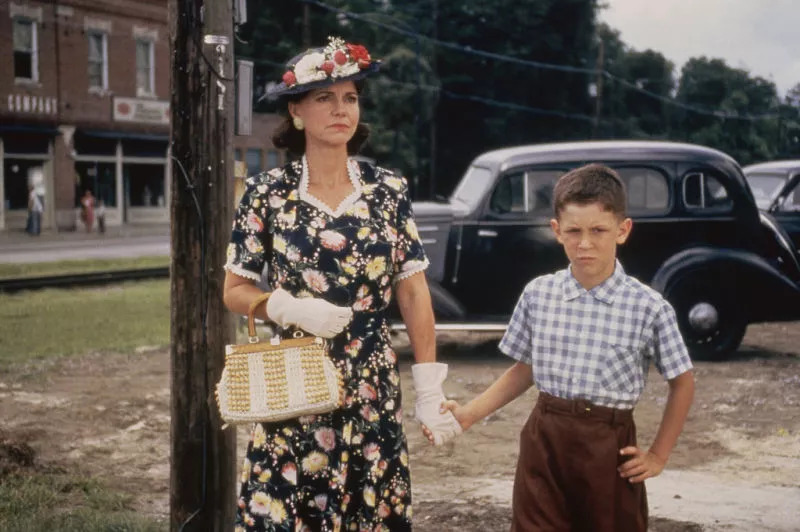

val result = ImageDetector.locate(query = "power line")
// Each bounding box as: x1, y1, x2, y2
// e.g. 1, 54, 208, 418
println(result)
605, 73, 779, 121
301, 0, 596, 75
301, 0, 781, 122
239, 56, 596, 122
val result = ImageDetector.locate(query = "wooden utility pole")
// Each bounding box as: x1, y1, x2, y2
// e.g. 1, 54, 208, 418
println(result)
169, 0, 236, 530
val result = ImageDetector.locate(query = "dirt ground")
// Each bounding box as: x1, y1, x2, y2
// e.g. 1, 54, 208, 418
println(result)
2, 322, 799, 531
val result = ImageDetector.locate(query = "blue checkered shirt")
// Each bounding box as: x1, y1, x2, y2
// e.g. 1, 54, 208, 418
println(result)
499, 261, 693, 409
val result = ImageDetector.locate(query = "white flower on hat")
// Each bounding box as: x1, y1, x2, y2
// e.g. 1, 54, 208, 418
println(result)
293, 52, 327, 85
332, 61, 359, 79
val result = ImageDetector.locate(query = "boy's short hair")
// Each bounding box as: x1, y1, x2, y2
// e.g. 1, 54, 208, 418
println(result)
552, 163, 627, 218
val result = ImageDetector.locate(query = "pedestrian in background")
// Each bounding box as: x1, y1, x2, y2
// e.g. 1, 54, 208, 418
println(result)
80, 189, 95, 232
96, 199, 106, 233
26, 184, 43, 236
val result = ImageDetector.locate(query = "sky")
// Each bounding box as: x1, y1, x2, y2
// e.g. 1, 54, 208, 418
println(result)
599, 0, 800, 98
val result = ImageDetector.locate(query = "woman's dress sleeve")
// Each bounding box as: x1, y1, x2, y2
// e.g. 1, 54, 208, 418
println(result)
224, 179, 271, 281
392, 177, 429, 283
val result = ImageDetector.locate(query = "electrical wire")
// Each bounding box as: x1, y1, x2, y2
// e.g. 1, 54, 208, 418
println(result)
440, 89, 595, 122
301, 0, 596, 75
301, 0, 783, 122
243, 56, 597, 122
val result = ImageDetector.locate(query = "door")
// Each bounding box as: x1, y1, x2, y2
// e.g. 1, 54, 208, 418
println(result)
455, 168, 566, 317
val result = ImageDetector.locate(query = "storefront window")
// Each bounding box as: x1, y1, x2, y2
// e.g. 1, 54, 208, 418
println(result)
125, 163, 164, 207
267, 149, 280, 170
3, 159, 42, 210
75, 162, 116, 207
246, 148, 262, 176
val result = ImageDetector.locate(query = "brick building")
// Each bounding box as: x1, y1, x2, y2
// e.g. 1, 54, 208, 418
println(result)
0, 0, 284, 232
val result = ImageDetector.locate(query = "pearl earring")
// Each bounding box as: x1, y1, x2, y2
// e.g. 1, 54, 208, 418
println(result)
292, 117, 304, 130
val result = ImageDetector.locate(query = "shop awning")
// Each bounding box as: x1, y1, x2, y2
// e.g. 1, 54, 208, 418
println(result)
80, 129, 169, 142
0, 124, 60, 135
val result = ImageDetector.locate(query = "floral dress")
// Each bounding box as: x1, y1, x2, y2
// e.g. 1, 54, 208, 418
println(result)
224, 156, 429, 532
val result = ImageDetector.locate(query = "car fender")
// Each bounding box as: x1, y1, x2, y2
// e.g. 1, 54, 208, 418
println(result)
652, 247, 798, 292
651, 247, 800, 322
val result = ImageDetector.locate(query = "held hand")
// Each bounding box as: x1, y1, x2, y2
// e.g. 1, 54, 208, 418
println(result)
412, 363, 463, 446
422, 399, 471, 445
617, 447, 666, 483
266, 288, 353, 338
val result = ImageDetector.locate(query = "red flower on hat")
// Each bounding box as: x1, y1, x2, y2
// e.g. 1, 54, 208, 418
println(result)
333, 50, 348, 66
346, 44, 371, 67
321, 60, 335, 75
282, 71, 297, 86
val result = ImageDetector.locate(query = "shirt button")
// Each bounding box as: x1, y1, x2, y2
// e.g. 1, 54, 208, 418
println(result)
570, 378, 576, 384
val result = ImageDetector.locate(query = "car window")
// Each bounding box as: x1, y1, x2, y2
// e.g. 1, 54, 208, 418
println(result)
683, 172, 733, 211
746, 173, 786, 209
489, 169, 564, 216
490, 172, 525, 213
452, 165, 494, 210
776, 177, 800, 212
615, 167, 669, 213
526, 170, 562, 215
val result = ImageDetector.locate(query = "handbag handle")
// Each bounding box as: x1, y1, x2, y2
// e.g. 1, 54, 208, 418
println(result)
247, 292, 272, 342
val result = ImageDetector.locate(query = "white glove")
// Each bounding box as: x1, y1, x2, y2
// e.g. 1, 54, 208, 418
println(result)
412, 362, 463, 446
266, 288, 353, 338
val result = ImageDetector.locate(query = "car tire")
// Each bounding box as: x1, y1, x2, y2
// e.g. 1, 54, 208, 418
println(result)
665, 274, 747, 361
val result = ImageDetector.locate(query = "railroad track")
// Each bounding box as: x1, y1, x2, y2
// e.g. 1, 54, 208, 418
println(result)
0, 266, 169, 292
0, 270, 509, 332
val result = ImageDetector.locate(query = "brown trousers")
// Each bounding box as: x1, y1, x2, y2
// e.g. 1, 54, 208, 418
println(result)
511, 392, 648, 532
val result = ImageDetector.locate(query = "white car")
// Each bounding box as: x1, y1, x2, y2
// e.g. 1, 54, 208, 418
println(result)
744, 160, 800, 249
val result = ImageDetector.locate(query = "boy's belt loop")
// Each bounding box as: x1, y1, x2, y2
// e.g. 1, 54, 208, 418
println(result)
537, 392, 632, 425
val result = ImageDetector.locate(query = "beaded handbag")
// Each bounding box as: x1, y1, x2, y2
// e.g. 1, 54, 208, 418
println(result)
216, 292, 342, 426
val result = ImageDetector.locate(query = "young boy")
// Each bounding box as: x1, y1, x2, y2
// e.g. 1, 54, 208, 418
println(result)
438, 164, 695, 531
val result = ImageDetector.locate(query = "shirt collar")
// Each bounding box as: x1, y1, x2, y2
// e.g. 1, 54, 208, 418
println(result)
562, 260, 626, 305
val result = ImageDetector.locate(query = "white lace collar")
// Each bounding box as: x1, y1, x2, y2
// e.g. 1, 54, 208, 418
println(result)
298, 155, 363, 217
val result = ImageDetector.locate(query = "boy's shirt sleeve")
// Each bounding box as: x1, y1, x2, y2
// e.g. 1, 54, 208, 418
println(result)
652, 301, 694, 379
499, 287, 533, 364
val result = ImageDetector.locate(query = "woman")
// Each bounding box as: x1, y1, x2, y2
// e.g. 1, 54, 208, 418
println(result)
80, 189, 95, 232
223, 37, 461, 531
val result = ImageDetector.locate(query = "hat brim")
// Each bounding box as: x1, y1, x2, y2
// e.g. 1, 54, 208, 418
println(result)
264, 61, 381, 99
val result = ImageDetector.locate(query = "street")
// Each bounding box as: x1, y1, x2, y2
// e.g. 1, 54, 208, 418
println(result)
0, 230, 169, 264
1, 326, 798, 531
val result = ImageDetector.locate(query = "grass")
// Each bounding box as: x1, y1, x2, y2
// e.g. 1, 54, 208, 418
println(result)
0, 256, 169, 280
0, 279, 170, 367
0, 472, 164, 531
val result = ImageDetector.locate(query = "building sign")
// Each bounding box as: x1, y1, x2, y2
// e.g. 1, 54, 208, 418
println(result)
6, 94, 58, 115
113, 97, 170, 125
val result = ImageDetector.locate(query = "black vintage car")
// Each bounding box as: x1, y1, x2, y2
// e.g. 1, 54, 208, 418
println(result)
743, 160, 800, 250
412, 141, 800, 360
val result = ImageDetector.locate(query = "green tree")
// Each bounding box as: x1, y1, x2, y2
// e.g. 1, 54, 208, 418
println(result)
777, 83, 800, 158
673, 57, 781, 164
593, 24, 675, 139
430, 0, 598, 195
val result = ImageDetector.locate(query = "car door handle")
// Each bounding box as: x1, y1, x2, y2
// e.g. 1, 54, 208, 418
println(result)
478, 229, 498, 238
